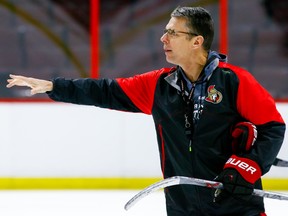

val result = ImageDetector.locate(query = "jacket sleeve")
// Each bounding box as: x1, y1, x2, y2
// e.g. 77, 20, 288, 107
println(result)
48, 69, 166, 114
231, 64, 286, 174
48, 77, 142, 112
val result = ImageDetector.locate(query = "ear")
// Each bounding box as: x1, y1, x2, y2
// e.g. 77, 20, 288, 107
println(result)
193, 36, 204, 48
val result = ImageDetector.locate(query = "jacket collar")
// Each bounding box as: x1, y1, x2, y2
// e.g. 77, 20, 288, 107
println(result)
164, 51, 227, 90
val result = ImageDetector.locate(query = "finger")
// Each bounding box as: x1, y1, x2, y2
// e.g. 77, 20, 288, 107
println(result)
30, 89, 36, 95
7, 76, 31, 88
31, 86, 45, 95
6, 79, 18, 88
7, 75, 16, 87
6, 79, 21, 88
8, 74, 23, 81
30, 87, 40, 95
9, 74, 24, 79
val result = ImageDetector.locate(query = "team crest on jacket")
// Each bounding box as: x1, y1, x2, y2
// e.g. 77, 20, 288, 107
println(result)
205, 85, 223, 104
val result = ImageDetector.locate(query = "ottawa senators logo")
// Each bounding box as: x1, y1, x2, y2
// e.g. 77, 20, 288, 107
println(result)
205, 85, 223, 104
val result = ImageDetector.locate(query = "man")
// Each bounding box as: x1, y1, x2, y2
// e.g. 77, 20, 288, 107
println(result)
7, 6, 286, 216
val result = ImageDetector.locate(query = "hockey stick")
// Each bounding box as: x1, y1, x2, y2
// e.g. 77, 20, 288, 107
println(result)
124, 176, 288, 210
273, 158, 288, 167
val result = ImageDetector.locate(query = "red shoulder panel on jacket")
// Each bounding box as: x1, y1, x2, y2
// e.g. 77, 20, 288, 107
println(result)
116, 68, 171, 114
218, 62, 284, 124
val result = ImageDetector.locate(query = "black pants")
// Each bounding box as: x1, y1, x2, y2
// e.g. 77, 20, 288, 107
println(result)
165, 185, 265, 216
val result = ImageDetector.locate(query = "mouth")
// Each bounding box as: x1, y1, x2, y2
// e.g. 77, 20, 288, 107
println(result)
163, 46, 171, 51
164, 48, 172, 54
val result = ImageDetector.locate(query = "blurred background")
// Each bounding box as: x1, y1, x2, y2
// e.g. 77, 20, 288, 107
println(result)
0, 0, 287, 100
0, 0, 287, 207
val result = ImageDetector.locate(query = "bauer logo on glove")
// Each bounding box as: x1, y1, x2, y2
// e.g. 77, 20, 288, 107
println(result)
225, 157, 257, 175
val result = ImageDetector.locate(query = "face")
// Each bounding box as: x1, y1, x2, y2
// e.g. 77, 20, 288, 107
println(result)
160, 17, 200, 66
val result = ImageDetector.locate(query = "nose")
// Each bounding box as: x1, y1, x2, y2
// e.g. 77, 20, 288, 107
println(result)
160, 33, 168, 44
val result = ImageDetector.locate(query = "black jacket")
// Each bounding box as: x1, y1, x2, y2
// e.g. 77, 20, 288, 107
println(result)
48, 51, 285, 215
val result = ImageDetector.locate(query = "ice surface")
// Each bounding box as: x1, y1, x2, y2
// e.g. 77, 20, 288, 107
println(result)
0, 190, 286, 215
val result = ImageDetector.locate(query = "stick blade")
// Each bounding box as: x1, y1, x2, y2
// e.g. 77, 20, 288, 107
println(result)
124, 176, 222, 210
124, 177, 180, 210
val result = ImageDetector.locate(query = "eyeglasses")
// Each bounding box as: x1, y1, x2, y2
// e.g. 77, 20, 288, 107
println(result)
163, 29, 199, 37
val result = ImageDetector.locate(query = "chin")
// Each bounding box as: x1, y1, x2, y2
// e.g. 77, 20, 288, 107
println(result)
165, 57, 176, 65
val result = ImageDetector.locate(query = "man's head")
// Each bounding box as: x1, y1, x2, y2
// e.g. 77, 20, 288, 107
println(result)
161, 6, 214, 67
171, 6, 214, 51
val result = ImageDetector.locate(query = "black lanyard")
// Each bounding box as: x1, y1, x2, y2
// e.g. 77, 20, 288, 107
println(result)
180, 79, 196, 152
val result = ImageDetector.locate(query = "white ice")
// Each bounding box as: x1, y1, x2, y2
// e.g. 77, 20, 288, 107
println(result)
0, 190, 287, 215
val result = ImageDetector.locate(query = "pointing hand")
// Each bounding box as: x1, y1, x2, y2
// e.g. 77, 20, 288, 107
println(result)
6, 74, 53, 95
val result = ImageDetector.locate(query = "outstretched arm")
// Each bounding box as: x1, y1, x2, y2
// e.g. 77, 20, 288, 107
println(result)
6, 74, 53, 95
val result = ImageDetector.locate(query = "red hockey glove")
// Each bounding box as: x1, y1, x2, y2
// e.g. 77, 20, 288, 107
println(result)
214, 155, 262, 203
231, 122, 257, 154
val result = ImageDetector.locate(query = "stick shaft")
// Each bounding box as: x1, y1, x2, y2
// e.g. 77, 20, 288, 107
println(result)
273, 158, 288, 167
124, 176, 288, 210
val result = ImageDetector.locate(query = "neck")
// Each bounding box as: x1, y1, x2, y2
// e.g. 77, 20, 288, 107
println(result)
181, 50, 208, 82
